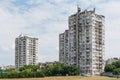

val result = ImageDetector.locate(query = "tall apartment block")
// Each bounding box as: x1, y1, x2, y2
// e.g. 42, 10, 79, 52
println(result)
59, 7, 105, 76
15, 34, 38, 69
59, 30, 69, 64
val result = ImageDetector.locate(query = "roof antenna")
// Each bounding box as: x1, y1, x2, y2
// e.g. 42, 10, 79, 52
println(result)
93, 8, 95, 13
77, 4, 81, 13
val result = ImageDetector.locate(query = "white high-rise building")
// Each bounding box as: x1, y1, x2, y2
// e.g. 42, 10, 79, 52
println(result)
59, 7, 105, 76
15, 34, 38, 69
59, 30, 69, 64
59, 33, 65, 63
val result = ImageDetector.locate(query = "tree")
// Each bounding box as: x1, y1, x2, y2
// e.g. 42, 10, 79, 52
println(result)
104, 64, 116, 72
19, 65, 40, 72
52, 63, 63, 76
9, 70, 19, 78
0, 64, 79, 78
35, 71, 45, 77
113, 68, 120, 78
44, 65, 54, 76
62, 65, 79, 76
112, 60, 120, 68
43, 63, 79, 76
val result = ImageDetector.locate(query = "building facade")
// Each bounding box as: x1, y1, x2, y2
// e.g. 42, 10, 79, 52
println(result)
59, 30, 69, 65
59, 33, 65, 63
59, 7, 105, 76
15, 34, 38, 69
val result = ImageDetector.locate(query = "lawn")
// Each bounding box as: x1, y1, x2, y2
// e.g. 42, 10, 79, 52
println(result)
0, 76, 119, 80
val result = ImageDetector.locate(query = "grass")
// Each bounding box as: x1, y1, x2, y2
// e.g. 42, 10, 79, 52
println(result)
0, 76, 119, 80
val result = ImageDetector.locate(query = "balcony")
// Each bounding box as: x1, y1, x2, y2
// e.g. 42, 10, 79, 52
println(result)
86, 64, 90, 67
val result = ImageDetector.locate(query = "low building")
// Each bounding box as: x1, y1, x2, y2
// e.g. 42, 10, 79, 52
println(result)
4, 65, 15, 70
38, 61, 59, 69
106, 57, 120, 64
0, 65, 15, 70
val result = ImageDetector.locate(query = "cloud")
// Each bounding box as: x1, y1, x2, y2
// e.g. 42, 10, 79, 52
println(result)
0, 0, 69, 65
0, 0, 120, 65
95, 0, 120, 59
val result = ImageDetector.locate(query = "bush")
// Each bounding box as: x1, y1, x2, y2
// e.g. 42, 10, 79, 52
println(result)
104, 64, 116, 72
0, 63, 79, 78
44, 63, 79, 76
113, 68, 120, 75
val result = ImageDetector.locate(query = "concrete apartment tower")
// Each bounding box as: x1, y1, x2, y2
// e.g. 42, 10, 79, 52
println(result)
15, 34, 38, 69
59, 7, 105, 76
59, 30, 69, 64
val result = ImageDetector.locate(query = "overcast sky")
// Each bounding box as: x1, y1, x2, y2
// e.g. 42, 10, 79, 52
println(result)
0, 0, 120, 66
